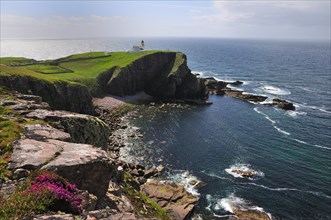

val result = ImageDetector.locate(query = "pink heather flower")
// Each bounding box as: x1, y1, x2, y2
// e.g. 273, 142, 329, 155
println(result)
24, 173, 83, 212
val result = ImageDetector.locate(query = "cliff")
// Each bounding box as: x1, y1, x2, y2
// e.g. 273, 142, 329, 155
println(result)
94, 52, 207, 100
0, 74, 95, 115
0, 51, 208, 114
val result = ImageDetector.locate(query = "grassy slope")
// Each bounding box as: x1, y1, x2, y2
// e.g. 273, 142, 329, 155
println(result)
0, 50, 167, 90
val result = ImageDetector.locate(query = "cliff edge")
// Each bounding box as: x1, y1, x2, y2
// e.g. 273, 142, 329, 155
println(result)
0, 51, 208, 115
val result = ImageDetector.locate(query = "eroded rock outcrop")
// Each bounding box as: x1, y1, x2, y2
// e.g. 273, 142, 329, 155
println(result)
8, 138, 115, 197
0, 74, 96, 115
26, 109, 110, 149
94, 52, 207, 100
141, 180, 198, 220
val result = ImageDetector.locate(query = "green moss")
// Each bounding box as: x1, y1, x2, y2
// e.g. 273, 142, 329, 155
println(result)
168, 52, 185, 77
122, 184, 171, 219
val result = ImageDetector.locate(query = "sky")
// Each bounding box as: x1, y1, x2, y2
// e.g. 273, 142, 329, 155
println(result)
0, 0, 330, 40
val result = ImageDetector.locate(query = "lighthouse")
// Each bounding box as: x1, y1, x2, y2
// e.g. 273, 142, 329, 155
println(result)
140, 40, 145, 50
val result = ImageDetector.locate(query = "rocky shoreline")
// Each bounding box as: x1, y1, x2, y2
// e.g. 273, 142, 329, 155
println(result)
204, 77, 295, 111
0, 89, 199, 220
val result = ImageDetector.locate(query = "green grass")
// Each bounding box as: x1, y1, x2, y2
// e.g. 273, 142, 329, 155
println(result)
0, 88, 46, 179
26, 64, 72, 74
0, 113, 21, 179
0, 50, 169, 90
0, 57, 36, 66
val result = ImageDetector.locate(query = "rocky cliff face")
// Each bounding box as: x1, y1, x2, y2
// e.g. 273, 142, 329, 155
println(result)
93, 52, 208, 100
0, 75, 96, 115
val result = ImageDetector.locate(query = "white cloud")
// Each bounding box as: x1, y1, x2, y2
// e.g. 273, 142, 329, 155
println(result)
193, 1, 330, 26
191, 1, 330, 39
0, 14, 129, 38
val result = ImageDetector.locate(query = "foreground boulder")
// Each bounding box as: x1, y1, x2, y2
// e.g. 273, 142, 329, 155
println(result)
8, 138, 115, 197
23, 124, 71, 141
141, 180, 198, 220
26, 109, 110, 149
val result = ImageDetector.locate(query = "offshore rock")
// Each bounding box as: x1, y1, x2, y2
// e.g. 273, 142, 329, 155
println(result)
141, 180, 198, 220
272, 98, 295, 111
26, 109, 110, 149
224, 89, 268, 103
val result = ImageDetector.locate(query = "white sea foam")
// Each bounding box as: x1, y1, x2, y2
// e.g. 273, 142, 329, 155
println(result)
225, 164, 264, 179
254, 107, 291, 135
285, 110, 307, 117
191, 71, 207, 77
201, 170, 229, 180
261, 85, 291, 95
297, 103, 331, 114
292, 139, 331, 150
207, 194, 272, 219
273, 125, 291, 135
314, 144, 331, 150
243, 182, 331, 200
294, 139, 308, 144
254, 107, 276, 124
166, 170, 201, 196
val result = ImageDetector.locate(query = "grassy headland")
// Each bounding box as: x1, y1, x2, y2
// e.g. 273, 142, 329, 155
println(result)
0, 51, 166, 90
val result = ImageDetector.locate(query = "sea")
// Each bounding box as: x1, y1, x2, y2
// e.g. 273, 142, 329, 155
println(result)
1, 38, 331, 219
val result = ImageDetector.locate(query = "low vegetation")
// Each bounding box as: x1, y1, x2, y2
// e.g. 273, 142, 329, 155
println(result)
122, 172, 171, 220
0, 171, 82, 220
0, 50, 167, 90
0, 88, 43, 179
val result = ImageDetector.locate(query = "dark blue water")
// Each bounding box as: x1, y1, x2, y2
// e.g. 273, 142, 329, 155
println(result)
123, 38, 331, 219
2, 38, 331, 219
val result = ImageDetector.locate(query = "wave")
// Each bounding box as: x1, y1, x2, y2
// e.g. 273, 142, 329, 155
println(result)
254, 107, 291, 135
225, 164, 264, 179
296, 103, 331, 114
192, 71, 207, 77
242, 182, 331, 200
166, 170, 201, 196
253, 107, 276, 124
255, 85, 291, 96
285, 110, 307, 118
273, 126, 291, 135
314, 144, 331, 150
206, 194, 272, 219
201, 170, 230, 181
293, 138, 308, 144
293, 138, 331, 150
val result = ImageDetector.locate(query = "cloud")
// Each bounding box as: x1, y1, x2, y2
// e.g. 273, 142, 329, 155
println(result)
0, 14, 129, 38
194, 1, 330, 27
191, 1, 330, 39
